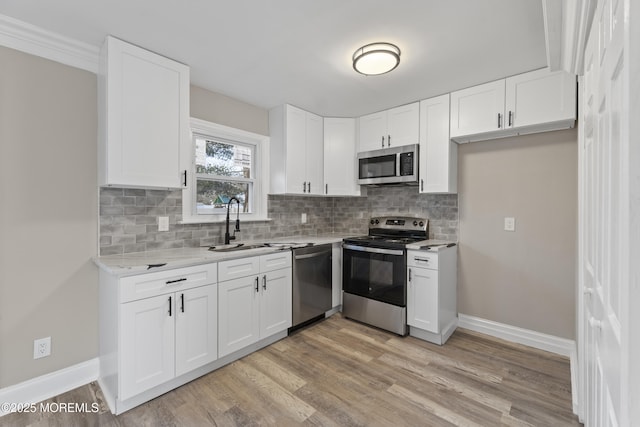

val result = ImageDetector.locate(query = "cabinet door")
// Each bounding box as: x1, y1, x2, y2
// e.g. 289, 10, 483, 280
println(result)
419, 95, 457, 194
284, 105, 308, 194
175, 285, 217, 377
120, 294, 175, 400
505, 68, 577, 129
450, 79, 505, 138
218, 276, 260, 357
358, 111, 387, 152
323, 118, 359, 196
387, 102, 419, 147
407, 267, 439, 333
260, 268, 292, 338
305, 112, 324, 195
102, 36, 189, 189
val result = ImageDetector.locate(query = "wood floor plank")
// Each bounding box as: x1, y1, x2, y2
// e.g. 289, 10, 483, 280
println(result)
0, 314, 581, 426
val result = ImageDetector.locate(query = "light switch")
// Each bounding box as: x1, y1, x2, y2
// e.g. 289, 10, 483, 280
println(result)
504, 217, 515, 232
158, 216, 170, 232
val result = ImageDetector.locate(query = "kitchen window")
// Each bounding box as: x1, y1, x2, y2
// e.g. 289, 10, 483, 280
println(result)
182, 118, 269, 223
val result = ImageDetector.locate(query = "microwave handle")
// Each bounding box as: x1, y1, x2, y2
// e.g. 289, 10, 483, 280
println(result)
396, 153, 401, 177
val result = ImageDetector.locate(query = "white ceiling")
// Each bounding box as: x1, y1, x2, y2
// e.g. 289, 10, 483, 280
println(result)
0, 0, 549, 117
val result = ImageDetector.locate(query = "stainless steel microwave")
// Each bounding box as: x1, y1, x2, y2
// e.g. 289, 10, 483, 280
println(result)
357, 144, 419, 185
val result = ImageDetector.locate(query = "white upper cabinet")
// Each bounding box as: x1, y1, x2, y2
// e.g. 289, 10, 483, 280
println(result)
269, 104, 324, 195
450, 80, 505, 140
419, 94, 457, 194
450, 68, 576, 143
504, 67, 576, 129
323, 118, 361, 196
99, 36, 190, 189
358, 102, 419, 152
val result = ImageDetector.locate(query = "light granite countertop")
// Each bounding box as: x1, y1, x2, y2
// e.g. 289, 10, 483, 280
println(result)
94, 233, 354, 277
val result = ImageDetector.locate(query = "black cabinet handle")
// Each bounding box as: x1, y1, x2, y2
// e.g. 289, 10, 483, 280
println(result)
166, 278, 187, 285
388, 135, 391, 147
408, 268, 412, 282
308, 182, 311, 193
498, 113, 502, 129
255, 276, 259, 292
180, 293, 185, 313
302, 182, 306, 193
262, 275, 267, 290
168, 296, 172, 317
508, 111, 513, 127
183, 170, 187, 187
381, 136, 384, 148
325, 183, 328, 194
421, 179, 424, 192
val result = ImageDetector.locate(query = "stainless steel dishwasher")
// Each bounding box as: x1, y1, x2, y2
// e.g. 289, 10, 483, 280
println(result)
291, 244, 333, 330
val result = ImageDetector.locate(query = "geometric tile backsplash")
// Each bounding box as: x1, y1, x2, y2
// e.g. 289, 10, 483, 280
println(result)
99, 186, 458, 255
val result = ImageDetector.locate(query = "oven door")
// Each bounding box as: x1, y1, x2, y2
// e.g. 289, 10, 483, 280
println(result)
342, 244, 406, 306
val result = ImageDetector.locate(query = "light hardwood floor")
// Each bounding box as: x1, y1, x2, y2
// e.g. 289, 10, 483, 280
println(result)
1, 314, 582, 426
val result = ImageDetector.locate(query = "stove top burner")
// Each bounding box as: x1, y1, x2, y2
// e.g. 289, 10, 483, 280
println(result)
343, 216, 429, 249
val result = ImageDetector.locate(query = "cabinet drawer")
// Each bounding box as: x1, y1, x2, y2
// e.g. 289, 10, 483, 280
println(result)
120, 263, 217, 303
218, 256, 261, 282
260, 251, 292, 273
407, 251, 438, 269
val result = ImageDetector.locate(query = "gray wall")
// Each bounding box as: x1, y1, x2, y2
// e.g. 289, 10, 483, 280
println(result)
457, 128, 578, 339
0, 46, 98, 388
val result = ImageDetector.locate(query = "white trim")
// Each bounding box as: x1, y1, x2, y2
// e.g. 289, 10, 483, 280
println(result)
0, 14, 99, 73
0, 358, 99, 417
458, 313, 576, 357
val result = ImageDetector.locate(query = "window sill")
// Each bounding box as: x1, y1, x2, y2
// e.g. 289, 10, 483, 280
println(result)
179, 217, 273, 225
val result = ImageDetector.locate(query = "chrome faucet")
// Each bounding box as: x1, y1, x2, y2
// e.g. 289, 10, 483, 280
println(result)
224, 197, 241, 245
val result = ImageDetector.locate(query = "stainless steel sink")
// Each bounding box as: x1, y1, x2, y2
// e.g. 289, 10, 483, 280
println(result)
208, 243, 268, 252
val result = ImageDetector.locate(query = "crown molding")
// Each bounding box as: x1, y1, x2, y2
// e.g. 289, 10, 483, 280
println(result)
0, 14, 99, 73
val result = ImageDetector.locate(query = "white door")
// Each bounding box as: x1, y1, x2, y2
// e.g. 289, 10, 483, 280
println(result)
175, 285, 218, 376
505, 68, 576, 129
120, 294, 175, 400
407, 266, 439, 333
284, 105, 308, 194
579, 0, 628, 425
358, 110, 387, 152
218, 276, 260, 357
260, 268, 292, 339
419, 94, 457, 194
324, 117, 359, 196
387, 102, 420, 148
450, 79, 505, 138
305, 112, 324, 195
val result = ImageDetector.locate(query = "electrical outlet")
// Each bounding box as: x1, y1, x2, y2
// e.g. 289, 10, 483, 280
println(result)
33, 337, 51, 359
504, 217, 516, 232
301, 213, 307, 224
158, 216, 169, 232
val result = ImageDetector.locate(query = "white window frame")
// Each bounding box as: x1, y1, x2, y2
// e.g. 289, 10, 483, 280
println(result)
181, 118, 270, 223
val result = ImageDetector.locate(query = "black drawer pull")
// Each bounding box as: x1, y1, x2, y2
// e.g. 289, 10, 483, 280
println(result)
166, 278, 187, 285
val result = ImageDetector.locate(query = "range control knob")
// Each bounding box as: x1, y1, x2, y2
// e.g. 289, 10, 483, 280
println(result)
375, 219, 380, 225
419, 221, 425, 227
370, 219, 375, 225
413, 220, 418, 226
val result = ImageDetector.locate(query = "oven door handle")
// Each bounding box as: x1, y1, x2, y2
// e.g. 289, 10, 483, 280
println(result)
343, 244, 404, 256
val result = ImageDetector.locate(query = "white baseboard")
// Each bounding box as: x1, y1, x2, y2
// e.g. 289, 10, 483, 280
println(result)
0, 358, 99, 417
458, 313, 576, 357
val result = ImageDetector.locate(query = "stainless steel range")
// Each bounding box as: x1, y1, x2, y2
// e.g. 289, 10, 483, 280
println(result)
342, 216, 428, 335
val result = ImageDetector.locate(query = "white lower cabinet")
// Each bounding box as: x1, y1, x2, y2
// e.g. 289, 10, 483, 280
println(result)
119, 283, 217, 399
406, 247, 457, 345
99, 263, 218, 414
218, 252, 292, 357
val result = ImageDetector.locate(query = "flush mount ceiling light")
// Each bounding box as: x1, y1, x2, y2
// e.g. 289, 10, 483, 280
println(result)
352, 42, 401, 76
